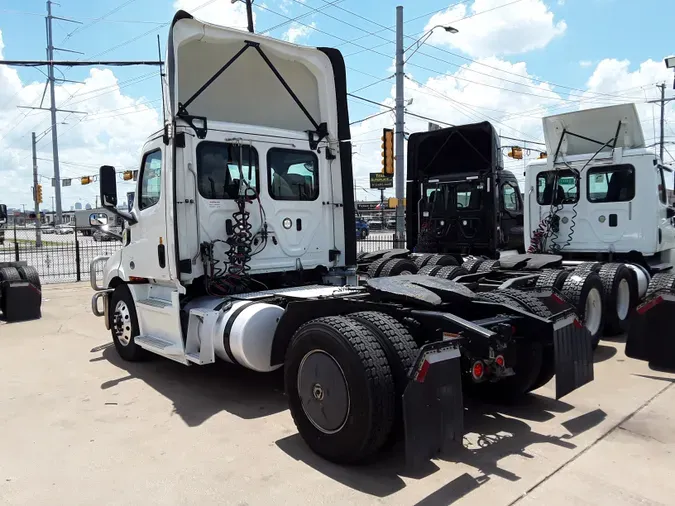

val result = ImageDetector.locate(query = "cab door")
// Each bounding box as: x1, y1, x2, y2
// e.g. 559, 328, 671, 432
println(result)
261, 146, 328, 270
123, 139, 170, 281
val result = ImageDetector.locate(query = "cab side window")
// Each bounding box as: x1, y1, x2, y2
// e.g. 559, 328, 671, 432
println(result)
139, 150, 162, 210
587, 164, 635, 203
502, 183, 520, 211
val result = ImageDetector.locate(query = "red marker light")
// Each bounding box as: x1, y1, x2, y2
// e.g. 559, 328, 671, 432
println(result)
472, 361, 485, 380
416, 360, 430, 383
573, 319, 584, 329
551, 293, 564, 304
495, 355, 505, 368
637, 296, 664, 315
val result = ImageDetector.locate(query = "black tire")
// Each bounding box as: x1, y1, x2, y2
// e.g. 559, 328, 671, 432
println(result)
367, 258, 390, 278
427, 254, 459, 267
478, 291, 522, 309
462, 258, 485, 273
0, 267, 21, 283
535, 269, 570, 290
17, 266, 41, 292
417, 265, 443, 276
496, 289, 552, 318
574, 262, 602, 273
646, 272, 675, 298
528, 347, 555, 392
285, 316, 395, 464
380, 258, 418, 277
109, 284, 147, 362
477, 260, 500, 273
414, 254, 435, 269
561, 271, 604, 349
434, 266, 468, 280
347, 312, 419, 438
598, 263, 638, 336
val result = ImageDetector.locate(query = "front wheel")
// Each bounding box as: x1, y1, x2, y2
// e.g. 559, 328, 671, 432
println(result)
285, 316, 395, 464
109, 284, 147, 361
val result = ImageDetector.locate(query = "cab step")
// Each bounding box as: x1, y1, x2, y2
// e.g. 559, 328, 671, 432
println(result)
136, 298, 174, 313
135, 335, 188, 365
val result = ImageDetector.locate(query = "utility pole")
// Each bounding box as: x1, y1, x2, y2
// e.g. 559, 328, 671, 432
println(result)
246, 0, 254, 33
46, 1, 63, 225
659, 83, 666, 162
648, 84, 675, 162
32, 132, 42, 247
394, 6, 405, 245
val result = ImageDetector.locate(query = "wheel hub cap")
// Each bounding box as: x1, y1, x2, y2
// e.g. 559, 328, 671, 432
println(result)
585, 288, 602, 336
616, 278, 630, 320
113, 300, 133, 346
297, 350, 350, 434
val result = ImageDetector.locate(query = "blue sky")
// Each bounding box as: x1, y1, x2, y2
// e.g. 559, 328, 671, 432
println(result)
1, 0, 674, 207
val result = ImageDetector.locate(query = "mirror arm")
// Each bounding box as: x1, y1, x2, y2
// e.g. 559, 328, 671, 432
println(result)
102, 204, 137, 226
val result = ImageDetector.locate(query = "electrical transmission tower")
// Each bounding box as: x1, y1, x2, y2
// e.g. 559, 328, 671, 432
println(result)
0, 1, 162, 225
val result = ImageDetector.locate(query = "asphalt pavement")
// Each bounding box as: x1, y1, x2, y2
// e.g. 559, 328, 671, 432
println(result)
1, 283, 674, 505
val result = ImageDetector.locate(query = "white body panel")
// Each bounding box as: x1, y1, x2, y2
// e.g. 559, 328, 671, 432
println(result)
525, 104, 675, 257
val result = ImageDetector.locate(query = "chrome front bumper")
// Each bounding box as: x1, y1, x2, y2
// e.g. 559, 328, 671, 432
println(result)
90, 255, 112, 328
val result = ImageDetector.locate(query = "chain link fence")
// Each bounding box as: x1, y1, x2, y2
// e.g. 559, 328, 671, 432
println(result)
0, 226, 403, 285
0, 225, 122, 284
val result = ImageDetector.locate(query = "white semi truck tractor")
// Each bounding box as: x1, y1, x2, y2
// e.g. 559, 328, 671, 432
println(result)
90, 10, 594, 466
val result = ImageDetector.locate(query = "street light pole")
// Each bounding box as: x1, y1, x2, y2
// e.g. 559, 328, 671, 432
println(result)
394, 6, 405, 244
394, 10, 458, 243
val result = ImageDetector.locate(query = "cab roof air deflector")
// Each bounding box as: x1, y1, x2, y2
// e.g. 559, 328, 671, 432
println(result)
176, 39, 328, 148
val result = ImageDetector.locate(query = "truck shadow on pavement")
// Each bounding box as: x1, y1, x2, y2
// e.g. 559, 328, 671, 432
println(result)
275, 394, 605, 501
95, 343, 288, 425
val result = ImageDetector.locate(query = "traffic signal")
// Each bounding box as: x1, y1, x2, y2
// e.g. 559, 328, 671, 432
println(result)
123, 171, 133, 181
36, 184, 43, 204
81, 176, 92, 185
508, 146, 523, 160
381, 128, 394, 176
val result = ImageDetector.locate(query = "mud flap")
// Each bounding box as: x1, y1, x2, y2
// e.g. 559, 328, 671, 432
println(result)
402, 340, 464, 469
626, 294, 675, 369
553, 316, 594, 399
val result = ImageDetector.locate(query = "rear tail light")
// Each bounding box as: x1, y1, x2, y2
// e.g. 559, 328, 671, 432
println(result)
472, 361, 485, 380
495, 355, 505, 368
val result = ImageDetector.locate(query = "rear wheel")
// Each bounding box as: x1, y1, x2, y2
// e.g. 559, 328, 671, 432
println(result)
367, 258, 390, 279
285, 316, 395, 464
347, 312, 418, 439
646, 272, 675, 298
598, 263, 638, 335
561, 271, 604, 349
414, 254, 435, 269
427, 254, 459, 267
380, 258, 418, 277
535, 269, 570, 290
434, 266, 468, 280
462, 258, 485, 273
417, 265, 443, 276
0, 267, 21, 283
477, 260, 500, 273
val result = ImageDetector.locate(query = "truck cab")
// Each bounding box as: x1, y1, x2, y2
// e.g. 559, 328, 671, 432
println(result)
524, 103, 675, 269
406, 121, 524, 257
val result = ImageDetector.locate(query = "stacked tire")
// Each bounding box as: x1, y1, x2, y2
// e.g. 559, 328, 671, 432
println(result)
560, 269, 605, 349
284, 312, 419, 464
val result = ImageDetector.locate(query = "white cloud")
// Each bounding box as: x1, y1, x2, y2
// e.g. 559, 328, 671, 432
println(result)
579, 60, 593, 67
282, 22, 316, 44
424, 0, 567, 58
173, 0, 254, 30
0, 29, 161, 210
350, 56, 675, 201
580, 58, 675, 149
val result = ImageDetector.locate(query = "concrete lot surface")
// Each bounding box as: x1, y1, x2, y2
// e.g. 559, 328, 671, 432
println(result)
1, 283, 674, 506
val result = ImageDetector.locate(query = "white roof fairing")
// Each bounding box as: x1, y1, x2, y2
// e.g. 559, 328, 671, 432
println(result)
542, 103, 646, 159
165, 11, 339, 139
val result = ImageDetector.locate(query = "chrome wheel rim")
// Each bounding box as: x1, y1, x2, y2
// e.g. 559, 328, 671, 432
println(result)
297, 350, 350, 434
616, 279, 630, 321
113, 300, 133, 346
585, 287, 602, 336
